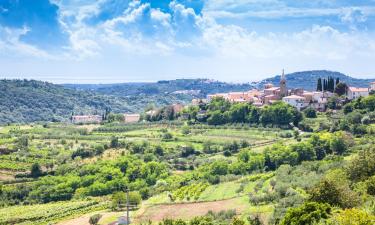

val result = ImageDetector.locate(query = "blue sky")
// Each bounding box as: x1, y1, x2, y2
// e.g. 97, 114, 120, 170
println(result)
0, 0, 375, 83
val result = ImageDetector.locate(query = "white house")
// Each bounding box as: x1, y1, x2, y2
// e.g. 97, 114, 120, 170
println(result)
347, 87, 369, 100
124, 114, 140, 123
282, 95, 307, 110
371, 82, 375, 91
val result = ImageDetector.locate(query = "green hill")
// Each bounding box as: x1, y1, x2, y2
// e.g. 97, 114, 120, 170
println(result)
0, 79, 133, 124
257, 70, 374, 90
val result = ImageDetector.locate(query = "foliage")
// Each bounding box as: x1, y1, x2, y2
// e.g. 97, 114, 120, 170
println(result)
346, 147, 375, 182
303, 107, 317, 118
327, 208, 375, 225
310, 170, 361, 208
280, 202, 331, 225
89, 214, 102, 225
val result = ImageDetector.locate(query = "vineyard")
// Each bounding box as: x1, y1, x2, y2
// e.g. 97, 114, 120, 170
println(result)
0, 200, 106, 225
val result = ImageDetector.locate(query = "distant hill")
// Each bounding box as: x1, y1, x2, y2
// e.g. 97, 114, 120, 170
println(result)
256, 70, 374, 91
0, 79, 254, 124
64, 79, 254, 97
1, 72, 373, 124
0, 80, 133, 124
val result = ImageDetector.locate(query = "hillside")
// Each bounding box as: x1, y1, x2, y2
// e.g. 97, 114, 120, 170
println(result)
0, 80, 134, 124
257, 70, 375, 90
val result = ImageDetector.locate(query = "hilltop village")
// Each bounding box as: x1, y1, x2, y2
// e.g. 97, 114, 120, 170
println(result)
201, 70, 374, 111
71, 71, 375, 124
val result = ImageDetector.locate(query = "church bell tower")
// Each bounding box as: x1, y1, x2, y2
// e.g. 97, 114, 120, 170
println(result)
280, 69, 287, 97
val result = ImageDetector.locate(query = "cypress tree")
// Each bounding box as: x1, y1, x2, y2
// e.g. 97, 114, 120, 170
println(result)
317, 78, 322, 91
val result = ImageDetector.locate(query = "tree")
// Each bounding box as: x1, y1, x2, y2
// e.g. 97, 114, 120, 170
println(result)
330, 133, 348, 155
110, 136, 119, 148
89, 214, 102, 225
303, 107, 317, 118
280, 202, 331, 225
327, 95, 339, 109
207, 110, 227, 125
30, 163, 42, 178
347, 147, 375, 182
334, 82, 348, 96
310, 170, 361, 208
317, 78, 322, 91
111, 191, 142, 211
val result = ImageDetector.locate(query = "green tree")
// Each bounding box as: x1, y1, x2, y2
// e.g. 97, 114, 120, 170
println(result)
334, 82, 348, 96
317, 78, 322, 91
303, 107, 317, 118
207, 110, 227, 125
110, 136, 119, 148
30, 163, 42, 178
280, 202, 331, 225
310, 170, 361, 208
347, 147, 375, 182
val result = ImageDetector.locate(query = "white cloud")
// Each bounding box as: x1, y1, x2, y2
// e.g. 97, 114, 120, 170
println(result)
0, 26, 52, 58
200, 22, 375, 61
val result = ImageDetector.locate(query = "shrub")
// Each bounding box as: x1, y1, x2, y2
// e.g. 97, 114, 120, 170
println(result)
280, 202, 331, 225
303, 107, 317, 118
89, 214, 102, 225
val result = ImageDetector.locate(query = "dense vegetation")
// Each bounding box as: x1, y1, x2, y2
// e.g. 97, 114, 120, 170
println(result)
146, 98, 302, 128
0, 80, 133, 124
0, 89, 374, 224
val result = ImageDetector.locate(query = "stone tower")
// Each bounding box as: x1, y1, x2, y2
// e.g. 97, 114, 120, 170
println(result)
280, 69, 288, 97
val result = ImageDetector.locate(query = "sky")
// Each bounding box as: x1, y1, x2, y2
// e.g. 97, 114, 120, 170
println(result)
0, 0, 375, 83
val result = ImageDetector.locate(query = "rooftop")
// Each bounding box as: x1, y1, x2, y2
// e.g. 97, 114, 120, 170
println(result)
348, 87, 369, 92
283, 95, 306, 99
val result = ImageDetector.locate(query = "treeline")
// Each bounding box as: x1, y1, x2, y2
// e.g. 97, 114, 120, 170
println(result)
146, 98, 302, 127
331, 94, 375, 135
316, 77, 339, 92
0, 155, 168, 205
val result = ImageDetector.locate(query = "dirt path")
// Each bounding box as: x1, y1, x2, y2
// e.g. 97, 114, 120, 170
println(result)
134, 197, 246, 223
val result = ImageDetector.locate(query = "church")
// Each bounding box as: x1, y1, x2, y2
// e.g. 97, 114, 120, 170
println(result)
262, 69, 288, 104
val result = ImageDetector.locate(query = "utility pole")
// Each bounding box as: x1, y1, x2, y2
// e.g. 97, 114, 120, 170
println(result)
126, 187, 130, 225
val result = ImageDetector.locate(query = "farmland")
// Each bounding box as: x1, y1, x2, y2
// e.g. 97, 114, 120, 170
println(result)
0, 95, 375, 224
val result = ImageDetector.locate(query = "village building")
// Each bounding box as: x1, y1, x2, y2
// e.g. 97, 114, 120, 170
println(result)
370, 82, 375, 91
191, 99, 207, 106
282, 95, 307, 111
172, 103, 184, 113
71, 115, 102, 124
279, 69, 288, 97
207, 93, 228, 101
124, 114, 140, 123
347, 87, 369, 100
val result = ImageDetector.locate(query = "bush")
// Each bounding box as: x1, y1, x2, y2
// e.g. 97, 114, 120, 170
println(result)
303, 107, 317, 118
89, 214, 102, 225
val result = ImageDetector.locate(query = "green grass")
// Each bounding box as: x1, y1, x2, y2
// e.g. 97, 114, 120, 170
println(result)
199, 181, 242, 201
